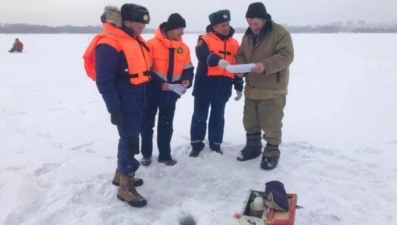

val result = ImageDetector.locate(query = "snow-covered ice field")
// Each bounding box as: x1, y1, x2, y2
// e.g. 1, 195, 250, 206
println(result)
0, 33, 396, 225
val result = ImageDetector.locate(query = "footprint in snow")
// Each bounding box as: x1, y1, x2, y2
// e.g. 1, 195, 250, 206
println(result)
34, 163, 60, 176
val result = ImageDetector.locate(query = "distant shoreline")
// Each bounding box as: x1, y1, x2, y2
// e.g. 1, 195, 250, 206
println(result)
1, 23, 397, 34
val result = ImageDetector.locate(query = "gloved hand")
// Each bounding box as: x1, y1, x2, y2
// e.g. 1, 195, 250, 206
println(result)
234, 91, 243, 101
218, 59, 230, 69
110, 110, 125, 126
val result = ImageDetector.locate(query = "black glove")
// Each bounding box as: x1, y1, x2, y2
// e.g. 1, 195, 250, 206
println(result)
110, 110, 124, 126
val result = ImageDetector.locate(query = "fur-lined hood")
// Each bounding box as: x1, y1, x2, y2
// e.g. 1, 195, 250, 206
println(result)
101, 6, 122, 27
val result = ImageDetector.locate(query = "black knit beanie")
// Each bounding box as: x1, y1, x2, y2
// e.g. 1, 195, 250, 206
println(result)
245, 2, 267, 19
165, 13, 186, 31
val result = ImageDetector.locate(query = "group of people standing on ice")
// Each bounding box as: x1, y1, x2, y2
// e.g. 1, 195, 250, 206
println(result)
83, 1, 294, 207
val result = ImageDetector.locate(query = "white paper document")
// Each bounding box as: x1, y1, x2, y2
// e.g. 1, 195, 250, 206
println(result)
168, 84, 186, 96
225, 63, 256, 73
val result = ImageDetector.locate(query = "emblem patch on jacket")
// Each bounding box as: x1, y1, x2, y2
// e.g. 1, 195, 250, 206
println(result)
177, 47, 183, 54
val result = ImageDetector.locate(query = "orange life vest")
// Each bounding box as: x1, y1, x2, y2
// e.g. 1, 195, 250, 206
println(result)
147, 27, 192, 82
200, 31, 239, 79
83, 23, 151, 85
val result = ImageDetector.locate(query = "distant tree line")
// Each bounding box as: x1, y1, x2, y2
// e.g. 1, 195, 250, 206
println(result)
0, 24, 104, 34
235, 25, 397, 33
283, 25, 397, 33
1, 23, 397, 34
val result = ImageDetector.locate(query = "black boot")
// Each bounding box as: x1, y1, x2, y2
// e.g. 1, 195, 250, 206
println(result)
190, 142, 204, 158
210, 142, 223, 155
189, 150, 200, 157
260, 144, 281, 170
237, 133, 263, 161
213, 149, 223, 155
158, 158, 177, 166
141, 157, 152, 166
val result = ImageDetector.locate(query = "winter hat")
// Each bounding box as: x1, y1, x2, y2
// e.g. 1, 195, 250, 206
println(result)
120, 3, 150, 24
208, 10, 231, 26
165, 13, 186, 31
100, 6, 122, 27
246, 2, 267, 19
263, 181, 289, 211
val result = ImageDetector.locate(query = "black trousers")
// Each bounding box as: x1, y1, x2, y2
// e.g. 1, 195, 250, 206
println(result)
141, 98, 176, 161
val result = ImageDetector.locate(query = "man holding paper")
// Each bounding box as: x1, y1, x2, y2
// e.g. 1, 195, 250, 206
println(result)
236, 2, 294, 170
140, 13, 194, 166
189, 9, 244, 157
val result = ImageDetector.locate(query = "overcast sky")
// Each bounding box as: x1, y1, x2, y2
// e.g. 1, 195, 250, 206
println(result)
1, 0, 396, 29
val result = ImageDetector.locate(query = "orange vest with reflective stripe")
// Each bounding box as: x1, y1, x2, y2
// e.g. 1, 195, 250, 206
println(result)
147, 27, 192, 82
83, 23, 151, 85
200, 32, 239, 79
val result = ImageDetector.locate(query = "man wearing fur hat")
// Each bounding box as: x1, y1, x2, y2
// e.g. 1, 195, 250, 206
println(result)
83, 4, 152, 207
140, 13, 194, 166
236, 2, 294, 170
189, 10, 244, 157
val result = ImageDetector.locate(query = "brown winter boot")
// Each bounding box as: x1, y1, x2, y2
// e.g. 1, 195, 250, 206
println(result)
112, 163, 143, 187
117, 172, 147, 207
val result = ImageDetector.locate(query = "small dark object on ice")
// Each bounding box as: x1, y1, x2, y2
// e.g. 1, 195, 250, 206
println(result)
179, 214, 196, 225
